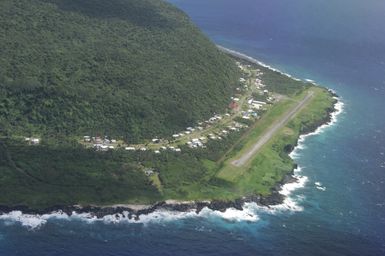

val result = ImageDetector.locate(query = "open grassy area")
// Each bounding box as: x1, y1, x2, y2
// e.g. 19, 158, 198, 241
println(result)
214, 86, 336, 198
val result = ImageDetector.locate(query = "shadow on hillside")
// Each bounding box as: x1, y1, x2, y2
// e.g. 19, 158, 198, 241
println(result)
45, 0, 177, 29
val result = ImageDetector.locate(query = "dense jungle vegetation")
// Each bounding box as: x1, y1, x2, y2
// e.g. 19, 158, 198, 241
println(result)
0, 0, 239, 142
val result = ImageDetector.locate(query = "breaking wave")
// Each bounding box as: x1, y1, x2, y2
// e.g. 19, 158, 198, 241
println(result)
0, 168, 307, 230
291, 97, 344, 159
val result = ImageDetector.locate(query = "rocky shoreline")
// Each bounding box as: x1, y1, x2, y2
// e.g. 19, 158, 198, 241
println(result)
0, 187, 286, 220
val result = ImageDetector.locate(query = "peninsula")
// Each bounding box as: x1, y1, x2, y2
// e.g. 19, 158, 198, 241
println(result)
0, 0, 337, 215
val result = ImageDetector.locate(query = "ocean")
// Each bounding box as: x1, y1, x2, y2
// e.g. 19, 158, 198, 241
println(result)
1, 0, 385, 255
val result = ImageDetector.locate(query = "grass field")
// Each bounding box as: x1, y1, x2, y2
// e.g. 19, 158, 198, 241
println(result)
213, 86, 336, 197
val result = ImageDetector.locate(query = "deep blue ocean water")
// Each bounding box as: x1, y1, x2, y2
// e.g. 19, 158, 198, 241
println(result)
1, 0, 385, 255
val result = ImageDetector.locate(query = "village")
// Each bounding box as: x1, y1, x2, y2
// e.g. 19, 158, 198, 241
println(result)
24, 62, 279, 157
75, 62, 280, 154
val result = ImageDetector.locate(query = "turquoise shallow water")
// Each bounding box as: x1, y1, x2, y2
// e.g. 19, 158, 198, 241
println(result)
1, 0, 385, 255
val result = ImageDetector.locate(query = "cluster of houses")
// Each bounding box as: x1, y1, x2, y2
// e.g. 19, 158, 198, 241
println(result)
83, 136, 117, 151
241, 98, 267, 120
144, 168, 156, 176
124, 146, 152, 152
238, 64, 268, 93
254, 71, 272, 97
171, 113, 231, 140
186, 121, 247, 148
187, 137, 206, 148
125, 145, 181, 154
25, 137, 40, 145
172, 126, 204, 139
207, 114, 223, 124
236, 62, 251, 71
83, 108, 249, 153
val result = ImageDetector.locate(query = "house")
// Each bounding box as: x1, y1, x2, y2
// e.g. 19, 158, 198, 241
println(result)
31, 138, 40, 145
111, 139, 117, 143
144, 168, 154, 176
140, 147, 147, 151
251, 103, 262, 109
152, 138, 160, 143
83, 136, 91, 142
209, 117, 217, 122
172, 134, 180, 138
96, 145, 108, 151
229, 101, 239, 110
125, 147, 136, 151
154, 150, 161, 154
175, 148, 181, 152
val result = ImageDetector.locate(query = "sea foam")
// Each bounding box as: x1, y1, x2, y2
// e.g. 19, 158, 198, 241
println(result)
217, 45, 303, 82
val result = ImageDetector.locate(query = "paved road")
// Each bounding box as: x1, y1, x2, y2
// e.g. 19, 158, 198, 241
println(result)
232, 91, 314, 167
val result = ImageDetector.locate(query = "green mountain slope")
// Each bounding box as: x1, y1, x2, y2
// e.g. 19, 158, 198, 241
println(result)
0, 0, 238, 142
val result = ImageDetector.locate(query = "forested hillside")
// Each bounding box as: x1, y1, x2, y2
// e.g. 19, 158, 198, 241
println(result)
0, 0, 238, 142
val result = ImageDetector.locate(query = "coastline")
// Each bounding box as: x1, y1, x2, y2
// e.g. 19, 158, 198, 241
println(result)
0, 48, 342, 225
217, 45, 303, 82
